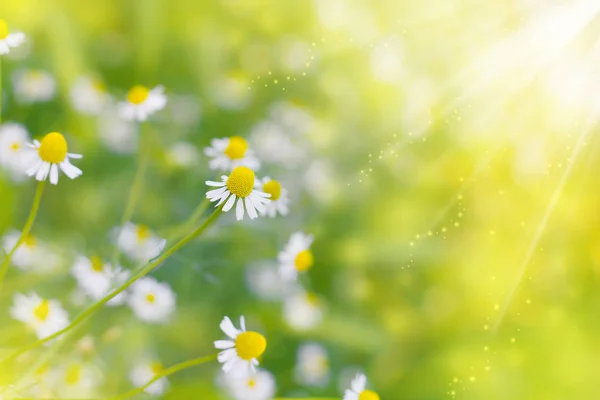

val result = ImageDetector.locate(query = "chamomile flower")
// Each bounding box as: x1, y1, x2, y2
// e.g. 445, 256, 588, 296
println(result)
69, 76, 109, 115
344, 373, 380, 400
206, 166, 271, 221
10, 292, 69, 340
13, 69, 56, 104
204, 136, 260, 171
278, 232, 314, 281
48, 361, 101, 399
227, 369, 276, 400
215, 316, 267, 374
283, 290, 323, 331
128, 277, 176, 324
166, 141, 199, 169
71, 256, 130, 306
25, 132, 83, 184
1, 231, 58, 272
245, 261, 293, 301
0, 19, 25, 55
295, 343, 330, 387
130, 360, 169, 396
116, 223, 166, 262
98, 108, 138, 154
118, 85, 167, 122
0, 123, 32, 180
256, 177, 290, 218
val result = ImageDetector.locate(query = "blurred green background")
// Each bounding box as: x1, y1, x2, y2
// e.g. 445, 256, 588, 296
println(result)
2, 0, 600, 399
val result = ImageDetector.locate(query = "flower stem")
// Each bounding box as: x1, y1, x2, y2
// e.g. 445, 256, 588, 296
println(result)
105, 353, 218, 400
0, 181, 46, 293
1, 206, 222, 365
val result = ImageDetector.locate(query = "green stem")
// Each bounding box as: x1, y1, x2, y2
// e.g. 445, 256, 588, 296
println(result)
0, 181, 45, 292
1, 206, 222, 365
162, 197, 210, 241
105, 353, 218, 400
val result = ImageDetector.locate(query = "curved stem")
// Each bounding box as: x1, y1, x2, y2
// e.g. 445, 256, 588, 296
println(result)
1, 206, 222, 365
0, 181, 45, 293
105, 353, 218, 400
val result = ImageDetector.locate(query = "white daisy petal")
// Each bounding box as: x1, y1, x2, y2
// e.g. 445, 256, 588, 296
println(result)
236, 197, 245, 221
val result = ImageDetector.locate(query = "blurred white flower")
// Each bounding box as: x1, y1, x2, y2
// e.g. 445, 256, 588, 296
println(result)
245, 261, 292, 301
76, 335, 96, 357
226, 369, 276, 400
128, 277, 176, 324
166, 141, 199, 169
303, 159, 338, 205
167, 94, 201, 127
12, 69, 56, 104
24, 132, 83, 185
295, 343, 330, 387
1, 231, 59, 272
0, 122, 32, 181
130, 360, 169, 396
283, 290, 323, 331
256, 177, 289, 218
116, 223, 166, 262
0, 19, 25, 55
71, 256, 130, 306
206, 166, 271, 221
204, 136, 260, 172
268, 101, 314, 136
119, 85, 167, 122
10, 292, 69, 340
249, 121, 306, 169
343, 373, 379, 400
48, 361, 100, 399
98, 108, 138, 154
215, 316, 267, 374
211, 72, 252, 110
69, 76, 110, 115
278, 232, 314, 281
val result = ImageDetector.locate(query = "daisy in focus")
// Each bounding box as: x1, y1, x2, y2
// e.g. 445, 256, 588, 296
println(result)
204, 136, 260, 171
295, 342, 330, 387
71, 256, 130, 306
256, 177, 289, 218
128, 277, 176, 324
10, 292, 69, 340
48, 361, 101, 399
118, 84, 167, 122
69, 76, 110, 115
0, 123, 31, 180
344, 373, 380, 400
226, 369, 276, 400
215, 316, 267, 374
0, 19, 25, 55
116, 223, 166, 262
206, 166, 271, 221
12, 69, 56, 104
25, 132, 83, 184
278, 231, 314, 280
130, 360, 169, 396
283, 290, 323, 331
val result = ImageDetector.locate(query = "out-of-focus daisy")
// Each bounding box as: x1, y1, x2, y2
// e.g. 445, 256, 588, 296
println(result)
128, 277, 176, 324
0, 123, 32, 180
13, 69, 56, 104
166, 141, 199, 169
283, 290, 323, 331
118, 85, 167, 122
211, 72, 252, 111
48, 361, 100, 399
344, 373, 379, 400
71, 256, 130, 306
98, 108, 138, 154
214, 316, 267, 374
249, 121, 306, 169
295, 343, 330, 387
0, 19, 25, 55
269, 100, 314, 136
1, 231, 59, 272
206, 166, 271, 221
10, 292, 69, 340
76, 335, 96, 357
25, 132, 83, 184
278, 232, 314, 281
116, 223, 166, 262
69, 76, 109, 115
245, 261, 293, 301
227, 369, 276, 400
256, 177, 289, 218
130, 360, 169, 396
167, 94, 201, 127
204, 136, 260, 171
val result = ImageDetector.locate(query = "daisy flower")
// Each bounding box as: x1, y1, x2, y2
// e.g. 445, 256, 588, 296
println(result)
295, 343, 330, 387
249, 120, 306, 169
0, 123, 32, 180
13, 69, 56, 104
10, 292, 69, 340
204, 136, 260, 171
71, 256, 130, 306
130, 360, 169, 396
256, 177, 290, 218
128, 277, 176, 324
25, 132, 83, 184
278, 231, 314, 280
98, 108, 138, 154
283, 290, 323, 331
118, 85, 167, 122
0, 19, 25, 55
1, 230, 59, 272
69, 76, 109, 115
245, 261, 293, 301
166, 141, 199, 169
206, 166, 271, 221
116, 223, 166, 262
344, 373, 380, 400
47, 361, 100, 399
214, 316, 267, 374
226, 369, 276, 400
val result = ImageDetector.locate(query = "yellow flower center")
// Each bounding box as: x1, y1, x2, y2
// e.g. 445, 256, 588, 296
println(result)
226, 166, 255, 198
93, 79, 107, 93
359, 390, 380, 400
235, 331, 267, 361
247, 378, 257, 388
146, 293, 156, 303
90, 256, 104, 272
10, 142, 20, 151
0, 20, 9, 40
306, 292, 319, 306
136, 225, 151, 242
262, 180, 281, 201
33, 300, 50, 321
294, 250, 314, 272
24, 235, 36, 248
127, 85, 150, 105
150, 362, 163, 375
224, 136, 249, 160
65, 364, 81, 386
38, 132, 68, 164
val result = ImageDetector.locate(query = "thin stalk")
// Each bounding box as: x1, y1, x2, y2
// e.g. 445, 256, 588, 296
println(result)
105, 353, 218, 400
0, 181, 46, 292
